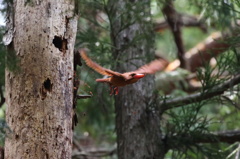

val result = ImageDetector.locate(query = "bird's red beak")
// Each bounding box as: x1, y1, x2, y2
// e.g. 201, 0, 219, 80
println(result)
133, 74, 145, 79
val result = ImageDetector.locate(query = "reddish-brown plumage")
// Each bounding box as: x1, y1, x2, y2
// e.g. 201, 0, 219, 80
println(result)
79, 49, 168, 95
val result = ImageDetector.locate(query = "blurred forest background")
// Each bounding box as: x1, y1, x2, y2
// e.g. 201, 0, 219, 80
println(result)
1, 0, 240, 159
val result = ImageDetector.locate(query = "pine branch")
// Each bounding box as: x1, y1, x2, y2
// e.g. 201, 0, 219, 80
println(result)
160, 74, 240, 111
198, 130, 240, 144
165, 130, 240, 151
162, 1, 185, 68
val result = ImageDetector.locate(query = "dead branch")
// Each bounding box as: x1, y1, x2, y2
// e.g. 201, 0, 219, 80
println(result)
185, 32, 230, 72
72, 148, 116, 158
160, 73, 240, 112
77, 95, 92, 99
165, 32, 231, 72
162, 1, 185, 68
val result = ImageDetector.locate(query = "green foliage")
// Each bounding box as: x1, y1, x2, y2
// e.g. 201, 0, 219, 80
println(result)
190, 0, 240, 30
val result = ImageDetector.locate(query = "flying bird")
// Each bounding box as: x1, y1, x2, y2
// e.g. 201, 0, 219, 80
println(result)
79, 49, 169, 95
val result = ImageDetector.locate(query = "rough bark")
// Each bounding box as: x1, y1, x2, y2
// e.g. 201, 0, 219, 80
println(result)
107, 0, 165, 158
4, 0, 77, 158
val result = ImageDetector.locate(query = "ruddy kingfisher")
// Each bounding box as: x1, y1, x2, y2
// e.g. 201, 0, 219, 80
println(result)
79, 49, 168, 95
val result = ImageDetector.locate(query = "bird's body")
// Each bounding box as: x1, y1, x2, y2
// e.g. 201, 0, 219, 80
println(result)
79, 49, 168, 95
96, 75, 139, 87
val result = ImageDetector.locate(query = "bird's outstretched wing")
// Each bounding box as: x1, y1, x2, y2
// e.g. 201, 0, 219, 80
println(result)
134, 58, 169, 74
79, 49, 122, 77
120, 57, 169, 81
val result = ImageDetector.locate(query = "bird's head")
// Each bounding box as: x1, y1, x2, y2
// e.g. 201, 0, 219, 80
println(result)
121, 72, 145, 81
131, 73, 145, 79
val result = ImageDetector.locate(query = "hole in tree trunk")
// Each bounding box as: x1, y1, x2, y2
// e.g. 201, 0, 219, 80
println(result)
43, 78, 52, 92
40, 78, 53, 100
52, 36, 68, 54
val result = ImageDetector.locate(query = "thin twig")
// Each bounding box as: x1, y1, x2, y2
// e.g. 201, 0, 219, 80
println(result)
77, 95, 92, 99
72, 148, 116, 158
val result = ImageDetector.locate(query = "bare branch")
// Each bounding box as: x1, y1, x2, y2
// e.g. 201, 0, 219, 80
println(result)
165, 32, 231, 72
77, 95, 92, 99
160, 74, 240, 111
72, 148, 116, 158
185, 32, 230, 72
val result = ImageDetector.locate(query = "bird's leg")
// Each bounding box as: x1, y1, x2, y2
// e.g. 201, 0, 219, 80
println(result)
109, 85, 119, 95
114, 87, 119, 95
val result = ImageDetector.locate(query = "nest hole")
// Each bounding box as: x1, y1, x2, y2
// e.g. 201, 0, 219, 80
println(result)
52, 36, 68, 53
43, 78, 52, 92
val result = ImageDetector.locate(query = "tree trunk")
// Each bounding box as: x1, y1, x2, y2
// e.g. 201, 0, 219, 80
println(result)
4, 1, 77, 158
108, 0, 165, 158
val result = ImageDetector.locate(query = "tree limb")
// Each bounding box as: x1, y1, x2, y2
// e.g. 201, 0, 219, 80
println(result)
185, 32, 230, 72
165, 32, 231, 72
162, 1, 185, 68
160, 73, 240, 112
165, 130, 240, 151
200, 130, 240, 143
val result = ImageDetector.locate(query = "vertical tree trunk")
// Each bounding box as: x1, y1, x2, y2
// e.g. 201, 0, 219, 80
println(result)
4, 0, 77, 158
108, 0, 165, 158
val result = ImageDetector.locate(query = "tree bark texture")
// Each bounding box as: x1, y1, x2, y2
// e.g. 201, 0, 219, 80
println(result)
4, 0, 77, 159
108, 0, 165, 158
